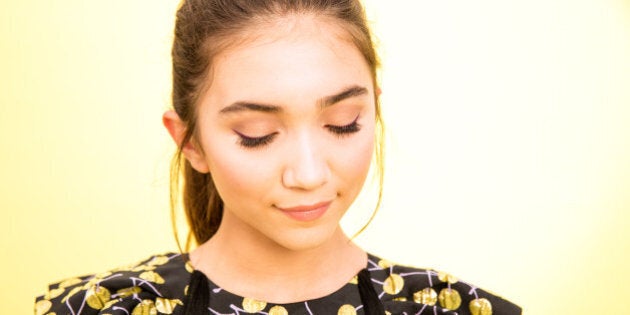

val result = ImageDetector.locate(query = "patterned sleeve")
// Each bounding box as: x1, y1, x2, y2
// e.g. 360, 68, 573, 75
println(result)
34, 253, 191, 315
368, 257, 522, 315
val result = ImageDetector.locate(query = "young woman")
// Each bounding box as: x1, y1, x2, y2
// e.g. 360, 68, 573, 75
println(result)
35, 1, 521, 314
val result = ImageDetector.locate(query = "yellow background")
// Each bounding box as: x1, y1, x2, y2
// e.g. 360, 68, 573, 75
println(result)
1, 0, 629, 314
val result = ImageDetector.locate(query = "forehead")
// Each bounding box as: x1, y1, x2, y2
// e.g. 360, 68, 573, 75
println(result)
202, 15, 373, 107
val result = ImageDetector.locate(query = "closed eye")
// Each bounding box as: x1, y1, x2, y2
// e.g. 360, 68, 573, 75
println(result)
326, 115, 361, 136
234, 131, 278, 148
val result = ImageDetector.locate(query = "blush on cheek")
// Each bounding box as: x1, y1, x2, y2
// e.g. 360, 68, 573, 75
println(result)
342, 135, 375, 180
214, 164, 253, 194
208, 146, 279, 207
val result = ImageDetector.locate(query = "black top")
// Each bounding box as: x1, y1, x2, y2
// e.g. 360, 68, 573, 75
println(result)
35, 252, 521, 315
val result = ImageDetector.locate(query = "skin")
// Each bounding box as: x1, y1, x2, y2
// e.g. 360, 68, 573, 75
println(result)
163, 15, 376, 303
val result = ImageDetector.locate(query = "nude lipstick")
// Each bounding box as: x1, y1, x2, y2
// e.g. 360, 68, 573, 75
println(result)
276, 201, 331, 222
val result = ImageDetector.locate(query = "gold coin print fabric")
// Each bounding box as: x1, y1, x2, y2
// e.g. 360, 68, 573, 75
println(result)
35, 253, 521, 314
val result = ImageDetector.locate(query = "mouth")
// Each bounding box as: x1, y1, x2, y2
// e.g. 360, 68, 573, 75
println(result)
275, 200, 332, 222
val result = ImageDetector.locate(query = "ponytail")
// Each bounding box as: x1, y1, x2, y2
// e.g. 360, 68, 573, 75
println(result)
170, 153, 224, 251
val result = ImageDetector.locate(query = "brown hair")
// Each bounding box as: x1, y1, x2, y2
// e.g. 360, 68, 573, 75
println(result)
169, 0, 385, 251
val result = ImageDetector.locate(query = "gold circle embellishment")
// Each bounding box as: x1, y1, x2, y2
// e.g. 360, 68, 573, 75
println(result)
132, 264, 156, 272
35, 300, 52, 315
413, 287, 438, 305
155, 298, 183, 314
338, 304, 357, 315
116, 286, 142, 299
437, 271, 458, 284
242, 297, 267, 312
349, 275, 358, 285
139, 271, 165, 284
44, 287, 65, 300
378, 259, 394, 269
470, 298, 493, 315
438, 288, 462, 310
59, 277, 83, 289
86, 286, 112, 309
383, 274, 405, 295
131, 299, 157, 315
185, 261, 194, 273
103, 299, 120, 310
94, 271, 113, 280
148, 255, 169, 266
269, 305, 289, 315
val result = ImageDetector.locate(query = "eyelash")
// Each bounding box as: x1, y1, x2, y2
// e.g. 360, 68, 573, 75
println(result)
325, 116, 361, 136
235, 116, 361, 149
235, 131, 278, 148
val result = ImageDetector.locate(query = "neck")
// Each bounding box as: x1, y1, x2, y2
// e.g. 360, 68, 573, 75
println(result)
189, 218, 366, 303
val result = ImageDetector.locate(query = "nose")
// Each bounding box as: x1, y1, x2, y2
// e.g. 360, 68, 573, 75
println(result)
282, 133, 330, 191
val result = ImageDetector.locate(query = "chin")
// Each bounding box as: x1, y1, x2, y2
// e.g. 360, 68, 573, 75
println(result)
272, 225, 342, 252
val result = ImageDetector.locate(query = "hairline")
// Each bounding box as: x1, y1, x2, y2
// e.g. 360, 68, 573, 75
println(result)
189, 13, 378, 142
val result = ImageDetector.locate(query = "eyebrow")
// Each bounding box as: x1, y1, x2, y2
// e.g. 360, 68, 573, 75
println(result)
320, 85, 369, 108
219, 85, 369, 114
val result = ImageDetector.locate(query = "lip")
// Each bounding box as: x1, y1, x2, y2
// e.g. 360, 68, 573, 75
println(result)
275, 201, 332, 222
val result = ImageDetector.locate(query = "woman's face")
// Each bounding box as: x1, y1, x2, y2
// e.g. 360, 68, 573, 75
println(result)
191, 17, 376, 251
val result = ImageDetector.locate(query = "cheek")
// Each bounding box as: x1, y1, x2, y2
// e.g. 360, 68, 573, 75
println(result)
336, 130, 375, 187
204, 142, 275, 206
